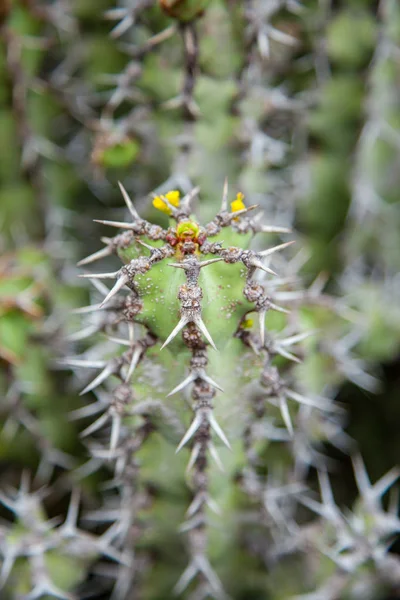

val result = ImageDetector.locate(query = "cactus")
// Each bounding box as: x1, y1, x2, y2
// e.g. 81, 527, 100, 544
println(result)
55, 180, 397, 599
1, 0, 400, 598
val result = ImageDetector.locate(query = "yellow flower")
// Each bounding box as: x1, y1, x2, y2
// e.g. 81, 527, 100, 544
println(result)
241, 317, 254, 330
231, 192, 246, 213
152, 190, 181, 215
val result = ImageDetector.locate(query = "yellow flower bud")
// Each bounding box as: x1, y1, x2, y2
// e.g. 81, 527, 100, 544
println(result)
231, 192, 246, 213
241, 318, 254, 330
152, 190, 181, 214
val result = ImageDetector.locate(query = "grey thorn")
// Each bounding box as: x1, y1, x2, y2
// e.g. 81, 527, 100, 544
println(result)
110, 414, 122, 452
186, 491, 207, 517
371, 467, 400, 501
176, 412, 203, 453
251, 259, 278, 276
167, 370, 223, 397
93, 219, 136, 230
259, 224, 292, 234
118, 181, 140, 220
258, 240, 295, 257
352, 452, 373, 494
99, 275, 129, 308
124, 345, 142, 382
0, 550, 17, 587
70, 303, 102, 314
186, 442, 201, 472
275, 346, 301, 363
200, 372, 224, 392
136, 238, 156, 252
199, 257, 224, 268
77, 246, 112, 266
107, 335, 132, 346
88, 277, 111, 295
196, 555, 227, 597
65, 325, 99, 342
285, 389, 337, 412
58, 358, 106, 369
167, 372, 196, 397
220, 177, 229, 212
68, 401, 105, 421
79, 270, 120, 279
80, 412, 109, 438
160, 316, 189, 350
194, 315, 218, 351
209, 413, 231, 449
180, 186, 200, 212
173, 561, 199, 595
80, 364, 116, 396
63, 488, 80, 535
317, 470, 336, 510
209, 442, 225, 471
25, 582, 76, 600
167, 262, 187, 269
207, 496, 222, 515
269, 302, 290, 315
259, 310, 266, 346
279, 331, 316, 346
279, 396, 293, 436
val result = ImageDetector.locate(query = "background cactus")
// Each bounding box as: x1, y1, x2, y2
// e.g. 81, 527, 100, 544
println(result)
0, 0, 400, 599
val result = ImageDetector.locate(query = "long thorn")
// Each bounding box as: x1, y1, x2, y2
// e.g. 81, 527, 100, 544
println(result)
160, 316, 189, 350
198, 257, 224, 268
221, 177, 228, 211
186, 442, 201, 472
124, 346, 142, 382
209, 442, 225, 471
176, 413, 203, 453
110, 415, 122, 451
80, 364, 115, 396
80, 412, 109, 438
259, 225, 292, 234
200, 372, 224, 393
77, 246, 112, 266
194, 316, 217, 351
270, 302, 290, 314
79, 271, 119, 279
94, 219, 136, 230
209, 413, 231, 449
118, 181, 140, 219
258, 240, 295, 258
167, 373, 195, 397
259, 310, 266, 346
99, 275, 128, 308
58, 358, 106, 369
279, 396, 293, 436
251, 260, 278, 276
180, 186, 200, 212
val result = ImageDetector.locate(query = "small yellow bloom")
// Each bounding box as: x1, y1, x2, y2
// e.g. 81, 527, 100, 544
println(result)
152, 190, 180, 215
241, 317, 254, 330
231, 192, 246, 213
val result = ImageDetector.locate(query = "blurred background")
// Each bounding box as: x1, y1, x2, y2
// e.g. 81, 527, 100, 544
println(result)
0, 0, 400, 598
